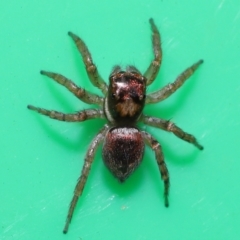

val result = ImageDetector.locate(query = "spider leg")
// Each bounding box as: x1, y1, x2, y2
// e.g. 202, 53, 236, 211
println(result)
141, 131, 169, 207
68, 32, 108, 95
144, 18, 162, 86
141, 115, 203, 150
63, 125, 109, 234
27, 105, 104, 122
146, 60, 203, 104
40, 71, 104, 106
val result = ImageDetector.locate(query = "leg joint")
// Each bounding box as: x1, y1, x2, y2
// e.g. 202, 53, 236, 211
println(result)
87, 64, 96, 73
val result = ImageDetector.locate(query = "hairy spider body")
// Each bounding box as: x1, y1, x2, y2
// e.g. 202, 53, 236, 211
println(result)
27, 18, 203, 234
103, 127, 144, 182
103, 68, 147, 181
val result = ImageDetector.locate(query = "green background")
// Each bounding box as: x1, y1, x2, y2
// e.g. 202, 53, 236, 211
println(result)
1, 0, 240, 239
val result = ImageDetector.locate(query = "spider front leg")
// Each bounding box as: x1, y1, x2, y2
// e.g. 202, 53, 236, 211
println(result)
27, 105, 104, 122
144, 18, 162, 86
40, 71, 104, 106
141, 131, 169, 207
146, 59, 203, 104
63, 125, 109, 234
68, 32, 108, 95
141, 115, 203, 150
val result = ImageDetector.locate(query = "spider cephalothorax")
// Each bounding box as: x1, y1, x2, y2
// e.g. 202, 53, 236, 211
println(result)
105, 66, 146, 125
28, 18, 203, 234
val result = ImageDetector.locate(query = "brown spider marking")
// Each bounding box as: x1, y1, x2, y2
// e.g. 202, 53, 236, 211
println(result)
108, 70, 146, 121
27, 18, 203, 234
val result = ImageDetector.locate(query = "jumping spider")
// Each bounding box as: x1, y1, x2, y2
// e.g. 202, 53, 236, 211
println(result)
27, 18, 203, 233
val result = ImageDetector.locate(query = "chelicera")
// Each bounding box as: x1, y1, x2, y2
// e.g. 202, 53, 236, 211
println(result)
27, 18, 203, 233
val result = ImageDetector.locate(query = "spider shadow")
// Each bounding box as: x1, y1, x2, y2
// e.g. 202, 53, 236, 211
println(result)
163, 141, 201, 166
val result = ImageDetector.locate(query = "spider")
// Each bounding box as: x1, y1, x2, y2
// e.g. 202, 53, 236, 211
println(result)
27, 18, 203, 234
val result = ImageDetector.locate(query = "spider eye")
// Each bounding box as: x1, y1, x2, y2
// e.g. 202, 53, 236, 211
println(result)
131, 93, 146, 101
112, 93, 121, 100
118, 92, 125, 99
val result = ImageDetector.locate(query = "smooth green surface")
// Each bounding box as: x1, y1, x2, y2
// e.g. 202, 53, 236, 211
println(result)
1, 0, 240, 239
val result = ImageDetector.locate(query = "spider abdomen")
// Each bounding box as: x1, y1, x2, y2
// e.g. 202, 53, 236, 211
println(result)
102, 127, 144, 182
